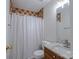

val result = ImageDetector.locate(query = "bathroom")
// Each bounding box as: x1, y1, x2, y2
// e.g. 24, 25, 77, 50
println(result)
6, 0, 73, 59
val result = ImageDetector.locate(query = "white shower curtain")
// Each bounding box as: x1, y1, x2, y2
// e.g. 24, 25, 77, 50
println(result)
8, 13, 44, 59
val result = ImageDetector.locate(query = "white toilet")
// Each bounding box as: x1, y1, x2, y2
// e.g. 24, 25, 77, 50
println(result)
33, 41, 45, 59
33, 50, 44, 59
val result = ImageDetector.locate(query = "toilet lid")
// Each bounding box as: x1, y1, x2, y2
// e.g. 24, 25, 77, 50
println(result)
34, 50, 44, 56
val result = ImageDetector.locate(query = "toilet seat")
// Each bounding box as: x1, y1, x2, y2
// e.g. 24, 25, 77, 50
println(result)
33, 50, 44, 59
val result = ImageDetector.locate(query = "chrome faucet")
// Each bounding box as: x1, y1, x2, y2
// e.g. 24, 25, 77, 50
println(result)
63, 40, 71, 48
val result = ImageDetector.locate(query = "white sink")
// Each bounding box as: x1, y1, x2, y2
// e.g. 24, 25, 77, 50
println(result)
53, 46, 72, 58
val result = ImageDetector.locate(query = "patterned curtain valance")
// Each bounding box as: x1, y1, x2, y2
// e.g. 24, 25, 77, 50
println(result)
10, 7, 43, 18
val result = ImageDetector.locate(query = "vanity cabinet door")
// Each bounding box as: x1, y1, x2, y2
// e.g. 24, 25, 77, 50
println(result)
56, 55, 64, 59
44, 47, 65, 59
44, 52, 53, 59
44, 47, 56, 59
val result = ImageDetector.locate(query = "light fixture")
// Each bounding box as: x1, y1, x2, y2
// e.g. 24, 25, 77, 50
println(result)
56, 0, 70, 8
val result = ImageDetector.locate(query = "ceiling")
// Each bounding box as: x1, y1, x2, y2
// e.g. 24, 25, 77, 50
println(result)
12, 0, 52, 12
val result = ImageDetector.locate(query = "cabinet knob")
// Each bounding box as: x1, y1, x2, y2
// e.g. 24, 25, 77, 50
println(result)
53, 56, 56, 58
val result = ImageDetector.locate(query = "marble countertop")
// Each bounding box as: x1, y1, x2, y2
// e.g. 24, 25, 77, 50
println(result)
42, 41, 73, 59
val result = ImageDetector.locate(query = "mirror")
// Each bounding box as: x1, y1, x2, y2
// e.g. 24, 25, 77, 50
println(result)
56, 0, 73, 50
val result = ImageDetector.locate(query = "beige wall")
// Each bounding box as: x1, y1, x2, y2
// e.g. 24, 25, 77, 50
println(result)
43, 0, 57, 42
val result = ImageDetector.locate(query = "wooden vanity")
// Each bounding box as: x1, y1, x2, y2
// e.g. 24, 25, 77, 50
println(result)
44, 47, 65, 59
